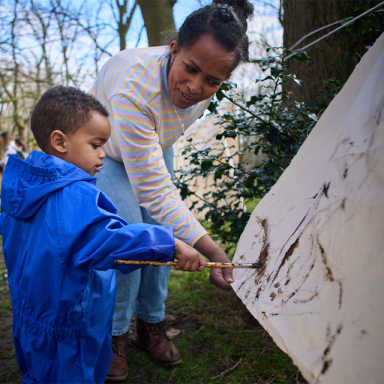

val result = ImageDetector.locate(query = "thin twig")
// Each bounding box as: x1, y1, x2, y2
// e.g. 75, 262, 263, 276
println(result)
285, 1, 384, 60
210, 357, 243, 380
264, 375, 276, 384
222, 92, 267, 123
168, 367, 176, 384
191, 325, 205, 335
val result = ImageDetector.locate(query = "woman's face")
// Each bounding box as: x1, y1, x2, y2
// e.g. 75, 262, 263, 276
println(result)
168, 34, 236, 109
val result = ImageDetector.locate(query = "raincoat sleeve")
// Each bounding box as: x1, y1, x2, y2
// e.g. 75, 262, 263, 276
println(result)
57, 181, 175, 275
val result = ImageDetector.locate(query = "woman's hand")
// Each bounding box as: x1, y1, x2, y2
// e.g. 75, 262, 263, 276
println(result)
174, 239, 207, 272
194, 235, 234, 291
208, 252, 234, 291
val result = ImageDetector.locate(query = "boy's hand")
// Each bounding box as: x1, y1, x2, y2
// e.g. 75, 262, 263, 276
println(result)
174, 239, 207, 272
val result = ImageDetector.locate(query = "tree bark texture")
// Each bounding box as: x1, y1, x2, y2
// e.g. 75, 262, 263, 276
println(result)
282, 0, 383, 107
138, 0, 176, 47
116, 0, 137, 51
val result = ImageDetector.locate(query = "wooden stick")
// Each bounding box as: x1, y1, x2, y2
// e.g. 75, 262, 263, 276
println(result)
114, 260, 263, 269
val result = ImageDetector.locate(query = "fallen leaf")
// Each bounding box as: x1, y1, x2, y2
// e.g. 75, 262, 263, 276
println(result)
166, 328, 181, 340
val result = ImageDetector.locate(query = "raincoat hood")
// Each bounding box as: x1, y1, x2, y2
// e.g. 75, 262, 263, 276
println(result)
1, 151, 96, 220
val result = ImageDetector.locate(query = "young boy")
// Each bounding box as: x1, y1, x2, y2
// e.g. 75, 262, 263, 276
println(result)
0, 85, 206, 384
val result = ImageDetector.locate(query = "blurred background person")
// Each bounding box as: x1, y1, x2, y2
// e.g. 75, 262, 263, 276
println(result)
15, 138, 27, 160
1, 132, 18, 166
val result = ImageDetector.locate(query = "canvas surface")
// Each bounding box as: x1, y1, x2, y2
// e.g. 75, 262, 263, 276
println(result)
232, 33, 384, 383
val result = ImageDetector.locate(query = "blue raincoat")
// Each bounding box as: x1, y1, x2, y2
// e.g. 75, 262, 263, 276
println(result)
0, 151, 175, 383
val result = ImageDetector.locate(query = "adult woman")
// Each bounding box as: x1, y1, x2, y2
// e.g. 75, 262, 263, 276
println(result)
90, 0, 254, 380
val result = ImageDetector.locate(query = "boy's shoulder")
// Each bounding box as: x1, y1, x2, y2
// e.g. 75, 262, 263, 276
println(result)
61, 180, 118, 216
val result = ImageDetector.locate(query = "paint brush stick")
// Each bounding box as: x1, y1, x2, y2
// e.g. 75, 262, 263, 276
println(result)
114, 260, 263, 269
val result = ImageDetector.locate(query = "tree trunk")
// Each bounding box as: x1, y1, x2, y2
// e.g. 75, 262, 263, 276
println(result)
282, 0, 383, 107
138, 0, 176, 47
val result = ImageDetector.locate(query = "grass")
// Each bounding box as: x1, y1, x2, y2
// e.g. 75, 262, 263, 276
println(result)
0, 238, 24, 384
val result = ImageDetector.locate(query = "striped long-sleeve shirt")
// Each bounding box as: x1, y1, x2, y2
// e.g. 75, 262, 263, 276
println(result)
90, 46, 210, 246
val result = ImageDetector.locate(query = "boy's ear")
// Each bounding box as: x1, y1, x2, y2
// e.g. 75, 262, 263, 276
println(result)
50, 130, 68, 153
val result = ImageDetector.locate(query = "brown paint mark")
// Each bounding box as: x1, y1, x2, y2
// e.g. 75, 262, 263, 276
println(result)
282, 249, 316, 306
237, 279, 247, 292
269, 209, 310, 286
294, 289, 319, 304
323, 182, 330, 198
319, 325, 342, 377
339, 137, 349, 145
277, 288, 283, 295
274, 282, 280, 288
283, 239, 299, 265
361, 330, 368, 335
343, 168, 348, 179
338, 282, 343, 309
341, 198, 346, 210
284, 279, 290, 286
317, 239, 334, 282
321, 359, 333, 375
271, 238, 300, 285
326, 324, 331, 340
256, 287, 262, 299
254, 217, 269, 284
312, 193, 318, 199
318, 238, 343, 308
272, 236, 305, 282
270, 292, 276, 301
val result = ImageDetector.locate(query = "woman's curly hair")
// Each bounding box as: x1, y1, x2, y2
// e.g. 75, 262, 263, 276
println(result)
177, 0, 254, 72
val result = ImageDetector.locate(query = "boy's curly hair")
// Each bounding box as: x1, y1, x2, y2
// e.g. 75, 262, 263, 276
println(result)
31, 85, 109, 151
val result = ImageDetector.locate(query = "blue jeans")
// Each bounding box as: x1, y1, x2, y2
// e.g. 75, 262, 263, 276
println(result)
95, 148, 174, 335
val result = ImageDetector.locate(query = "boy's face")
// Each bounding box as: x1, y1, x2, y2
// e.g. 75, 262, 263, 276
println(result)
64, 113, 111, 176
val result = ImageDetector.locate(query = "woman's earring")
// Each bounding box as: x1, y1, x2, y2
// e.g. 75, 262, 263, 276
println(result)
171, 58, 174, 64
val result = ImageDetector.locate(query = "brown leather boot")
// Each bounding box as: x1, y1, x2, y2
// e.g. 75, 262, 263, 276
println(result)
136, 318, 182, 368
105, 334, 128, 382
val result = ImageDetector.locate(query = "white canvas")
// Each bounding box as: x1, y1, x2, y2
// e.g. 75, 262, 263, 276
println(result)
232, 33, 384, 383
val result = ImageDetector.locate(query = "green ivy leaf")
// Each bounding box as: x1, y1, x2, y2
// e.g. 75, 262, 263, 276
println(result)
290, 52, 311, 62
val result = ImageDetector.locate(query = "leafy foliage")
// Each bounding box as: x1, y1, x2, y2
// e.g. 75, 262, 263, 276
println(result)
342, 1, 384, 65
175, 48, 320, 253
